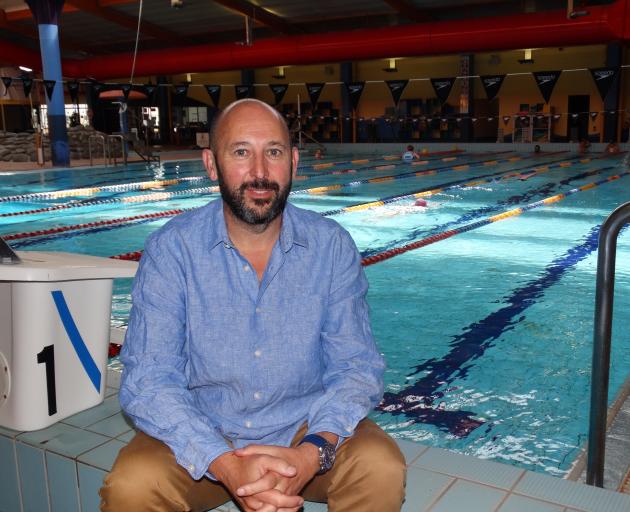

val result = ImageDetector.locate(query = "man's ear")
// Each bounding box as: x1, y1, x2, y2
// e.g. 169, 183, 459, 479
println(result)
202, 149, 218, 181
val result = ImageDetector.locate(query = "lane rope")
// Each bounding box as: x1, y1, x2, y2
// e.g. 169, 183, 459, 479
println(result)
3, 156, 594, 243
0, 176, 207, 203
4, 155, 580, 242
360, 169, 630, 266
1, 153, 525, 218
289, 155, 528, 196
0, 186, 220, 218
107, 166, 628, 264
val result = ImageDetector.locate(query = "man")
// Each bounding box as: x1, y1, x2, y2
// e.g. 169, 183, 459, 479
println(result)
100, 99, 405, 512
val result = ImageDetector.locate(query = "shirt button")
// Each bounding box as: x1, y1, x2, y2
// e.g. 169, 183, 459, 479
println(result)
255, 307, 261, 313
245, 421, 252, 428
223, 243, 230, 249
188, 464, 195, 472
345, 426, 353, 433
254, 349, 262, 357
243, 264, 250, 272
254, 391, 262, 400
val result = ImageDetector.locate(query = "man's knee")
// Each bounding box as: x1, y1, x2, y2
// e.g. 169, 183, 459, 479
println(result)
99, 435, 189, 511
329, 432, 406, 511
337, 425, 406, 494
351, 436, 406, 485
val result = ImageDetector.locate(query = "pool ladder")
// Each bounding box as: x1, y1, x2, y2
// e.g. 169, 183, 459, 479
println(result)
88, 134, 127, 166
587, 201, 630, 487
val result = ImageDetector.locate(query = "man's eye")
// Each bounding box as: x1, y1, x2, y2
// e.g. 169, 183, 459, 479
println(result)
234, 149, 247, 157
268, 148, 282, 157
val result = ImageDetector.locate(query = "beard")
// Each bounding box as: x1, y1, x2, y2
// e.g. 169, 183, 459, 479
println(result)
216, 161, 292, 226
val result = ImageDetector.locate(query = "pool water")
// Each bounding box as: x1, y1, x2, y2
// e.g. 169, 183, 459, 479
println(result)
2, 150, 629, 477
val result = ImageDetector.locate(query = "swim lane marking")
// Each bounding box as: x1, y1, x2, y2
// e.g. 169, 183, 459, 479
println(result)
5, 155, 582, 245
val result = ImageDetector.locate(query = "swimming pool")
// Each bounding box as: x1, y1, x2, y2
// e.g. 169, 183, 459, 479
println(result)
2, 150, 629, 477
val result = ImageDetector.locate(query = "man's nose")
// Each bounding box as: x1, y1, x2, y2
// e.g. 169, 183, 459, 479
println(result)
249, 151, 269, 179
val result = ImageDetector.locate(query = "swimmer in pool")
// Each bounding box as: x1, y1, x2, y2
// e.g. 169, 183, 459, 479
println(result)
605, 141, 620, 155
402, 145, 420, 162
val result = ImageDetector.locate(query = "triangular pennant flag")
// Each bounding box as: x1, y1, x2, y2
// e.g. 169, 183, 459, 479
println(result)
306, 83, 324, 107
269, 83, 288, 105
590, 111, 599, 120
385, 79, 408, 106
174, 83, 189, 96
430, 77, 455, 104
571, 113, 579, 119
121, 83, 132, 101
235, 84, 254, 100
67, 81, 80, 103
488, 117, 494, 122
205, 85, 221, 107
345, 81, 365, 111
43, 79, 56, 100
502, 115, 511, 125
1, 76, 12, 94
553, 114, 561, 121
533, 70, 561, 103
589, 67, 618, 101
471, 117, 478, 123
480, 75, 505, 101
22, 78, 33, 98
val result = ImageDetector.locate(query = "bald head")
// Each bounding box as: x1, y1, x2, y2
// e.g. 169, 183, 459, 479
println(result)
210, 99, 291, 153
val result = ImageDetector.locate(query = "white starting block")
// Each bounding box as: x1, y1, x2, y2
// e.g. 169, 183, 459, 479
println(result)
0, 251, 137, 431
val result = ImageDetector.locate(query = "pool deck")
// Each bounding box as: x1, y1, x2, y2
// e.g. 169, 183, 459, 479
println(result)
0, 149, 204, 174
1, 367, 630, 512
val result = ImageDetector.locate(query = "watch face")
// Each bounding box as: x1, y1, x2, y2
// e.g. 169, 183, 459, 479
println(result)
319, 442, 336, 473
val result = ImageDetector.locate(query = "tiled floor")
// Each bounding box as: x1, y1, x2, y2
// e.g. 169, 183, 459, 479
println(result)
2, 369, 630, 512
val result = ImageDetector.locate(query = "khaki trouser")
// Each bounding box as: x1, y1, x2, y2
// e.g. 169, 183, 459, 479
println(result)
99, 419, 406, 512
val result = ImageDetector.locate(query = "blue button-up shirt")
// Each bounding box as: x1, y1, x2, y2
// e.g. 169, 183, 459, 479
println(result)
119, 199, 385, 480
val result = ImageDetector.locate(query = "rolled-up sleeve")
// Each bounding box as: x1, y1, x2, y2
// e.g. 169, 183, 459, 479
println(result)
119, 232, 230, 480
306, 229, 385, 439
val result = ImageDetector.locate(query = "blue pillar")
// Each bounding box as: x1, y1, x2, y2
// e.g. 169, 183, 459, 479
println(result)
38, 24, 69, 166
26, 0, 69, 166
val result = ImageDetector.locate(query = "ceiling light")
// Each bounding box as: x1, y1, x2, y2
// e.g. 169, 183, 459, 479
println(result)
383, 58, 398, 73
518, 49, 534, 64
19, 66, 32, 72
272, 66, 286, 79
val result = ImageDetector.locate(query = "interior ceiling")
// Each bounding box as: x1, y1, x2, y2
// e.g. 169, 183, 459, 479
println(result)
0, 0, 615, 64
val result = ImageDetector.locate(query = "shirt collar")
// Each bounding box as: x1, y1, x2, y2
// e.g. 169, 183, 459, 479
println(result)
207, 200, 309, 252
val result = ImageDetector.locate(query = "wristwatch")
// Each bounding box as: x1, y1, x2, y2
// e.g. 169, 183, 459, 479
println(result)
299, 434, 336, 474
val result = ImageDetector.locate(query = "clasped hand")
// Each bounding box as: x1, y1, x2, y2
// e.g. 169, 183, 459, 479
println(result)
210, 443, 320, 512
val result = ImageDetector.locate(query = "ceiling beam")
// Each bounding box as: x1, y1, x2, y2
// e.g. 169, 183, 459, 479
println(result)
0, 8, 39, 38
0, 8, 88, 54
64, 0, 183, 45
6, 4, 80, 22
211, 0, 299, 35
381, 0, 433, 23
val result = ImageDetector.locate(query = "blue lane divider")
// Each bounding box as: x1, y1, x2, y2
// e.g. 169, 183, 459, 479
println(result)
51, 290, 101, 393
377, 223, 623, 437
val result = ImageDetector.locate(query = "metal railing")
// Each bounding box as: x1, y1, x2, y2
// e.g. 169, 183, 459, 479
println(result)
107, 134, 127, 166
88, 134, 107, 166
587, 201, 630, 487
297, 130, 325, 151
